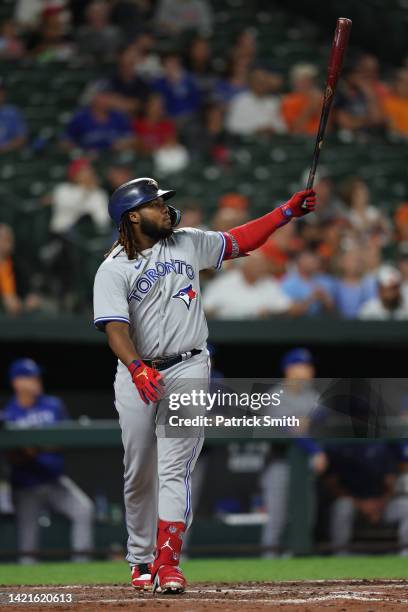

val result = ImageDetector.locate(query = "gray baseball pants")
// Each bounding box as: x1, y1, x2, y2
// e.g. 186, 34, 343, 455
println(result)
114, 351, 209, 566
13, 475, 94, 562
260, 460, 290, 555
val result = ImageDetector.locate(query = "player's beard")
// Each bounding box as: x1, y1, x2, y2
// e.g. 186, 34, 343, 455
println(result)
140, 216, 173, 241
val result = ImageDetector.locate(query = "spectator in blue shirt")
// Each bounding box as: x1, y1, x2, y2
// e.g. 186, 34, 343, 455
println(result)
61, 90, 133, 152
153, 52, 201, 121
0, 79, 27, 153
4, 359, 94, 564
281, 250, 334, 316
325, 442, 408, 555
333, 248, 377, 318
102, 46, 151, 115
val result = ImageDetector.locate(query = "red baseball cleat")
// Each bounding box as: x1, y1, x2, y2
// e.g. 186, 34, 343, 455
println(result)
152, 564, 186, 594
131, 563, 152, 590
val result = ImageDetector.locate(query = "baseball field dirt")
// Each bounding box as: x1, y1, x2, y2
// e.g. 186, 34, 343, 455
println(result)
2, 580, 408, 611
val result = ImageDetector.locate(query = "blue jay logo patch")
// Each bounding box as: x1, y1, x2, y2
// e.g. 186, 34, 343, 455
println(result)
172, 284, 197, 310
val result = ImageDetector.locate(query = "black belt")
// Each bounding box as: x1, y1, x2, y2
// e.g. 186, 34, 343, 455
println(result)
144, 349, 202, 372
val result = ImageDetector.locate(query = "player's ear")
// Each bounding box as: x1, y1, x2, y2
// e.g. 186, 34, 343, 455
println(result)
128, 210, 140, 224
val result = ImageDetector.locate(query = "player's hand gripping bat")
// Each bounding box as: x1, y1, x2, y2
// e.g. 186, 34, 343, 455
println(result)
304, 17, 352, 199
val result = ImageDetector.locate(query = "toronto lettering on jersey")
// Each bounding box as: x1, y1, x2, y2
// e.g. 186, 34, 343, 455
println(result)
128, 259, 195, 303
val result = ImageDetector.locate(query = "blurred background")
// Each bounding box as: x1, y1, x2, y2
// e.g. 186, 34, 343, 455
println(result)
0, 0, 408, 563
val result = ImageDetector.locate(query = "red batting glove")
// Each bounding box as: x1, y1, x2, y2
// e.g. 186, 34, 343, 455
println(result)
128, 359, 164, 405
280, 189, 317, 219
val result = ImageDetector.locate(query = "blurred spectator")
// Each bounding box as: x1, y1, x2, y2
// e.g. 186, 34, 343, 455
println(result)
226, 68, 286, 136
316, 218, 347, 266
133, 93, 176, 154
260, 349, 327, 557
184, 36, 215, 99
111, 1, 155, 41
76, 0, 122, 63
281, 250, 334, 316
218, 192, 249, 213
14, 0, 68, 31
101, 46, 151, 114
397, 254, 408, 304
382, 68, 408, 138
131, 32, 162, 80
211, 207, 248, 233
354, 53, 390, 100
359, 265, 408, 320
333, 66, 384, 137
0, 20, 25, 59
395, 201, 408, 244
0, 79, 27, 153
214, 58, 249, 104
333, 249, 377, 318
363, 241, 382, 281
153, 52, 201, 121
230, 29, 257, 68
281, 64, 322, 136
106, 162, 133, 195
155, 0, 213, 36
0, 224, 43, 315
259, 222, 303, 278
300, 169, 347, 229
325, 442, 408, 555
153, 135, 190, 175
203, 251, 292, 319
61, 91, 133, 152
177, 199, 206, 229
182, 102, 228, 162
42, 159, 110, 307
4, 358, 94, 563
47, 158, 110, 234
0, 224, 22, 316
26, 5, 74, 61
340, 177, 391, 243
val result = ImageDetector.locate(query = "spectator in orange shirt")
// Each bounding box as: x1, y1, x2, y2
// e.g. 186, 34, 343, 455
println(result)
395, 201, 408, 243
0, 224, 22, 316
260, 222, 304, 278
281, 64, 322, 136
133, 93, 176, 155
382, 68, 408, 138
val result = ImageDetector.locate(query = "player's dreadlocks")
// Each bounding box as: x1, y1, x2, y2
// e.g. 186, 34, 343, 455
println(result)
105, 213, 143, 260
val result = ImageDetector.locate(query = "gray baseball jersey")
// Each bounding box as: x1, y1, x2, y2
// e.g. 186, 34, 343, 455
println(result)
93, 228, 226, 358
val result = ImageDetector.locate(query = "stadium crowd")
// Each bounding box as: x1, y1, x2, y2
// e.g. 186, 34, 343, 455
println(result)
0, 0, 408, 318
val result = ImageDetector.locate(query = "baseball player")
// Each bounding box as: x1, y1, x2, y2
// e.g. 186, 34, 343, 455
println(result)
4, 359, 94, 564
93, 177, 316, 593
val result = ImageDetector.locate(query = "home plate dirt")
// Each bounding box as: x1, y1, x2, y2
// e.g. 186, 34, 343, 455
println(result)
1, 580, 408, 611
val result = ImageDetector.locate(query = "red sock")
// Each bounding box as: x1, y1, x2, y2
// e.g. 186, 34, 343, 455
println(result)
151, 519, 186, 577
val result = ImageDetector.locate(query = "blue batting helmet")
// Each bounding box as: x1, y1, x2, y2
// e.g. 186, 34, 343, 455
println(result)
108, 177, 180, 228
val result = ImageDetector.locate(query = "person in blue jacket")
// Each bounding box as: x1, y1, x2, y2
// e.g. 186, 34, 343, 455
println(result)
4, 359, 94, 564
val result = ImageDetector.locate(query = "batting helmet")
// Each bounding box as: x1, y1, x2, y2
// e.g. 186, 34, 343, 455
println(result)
108, 177, 181, 228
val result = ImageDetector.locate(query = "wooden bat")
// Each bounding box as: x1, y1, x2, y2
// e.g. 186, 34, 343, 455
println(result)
305, 17, 352, 191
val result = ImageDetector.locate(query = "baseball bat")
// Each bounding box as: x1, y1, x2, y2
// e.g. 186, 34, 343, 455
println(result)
305, 17, 352, 191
